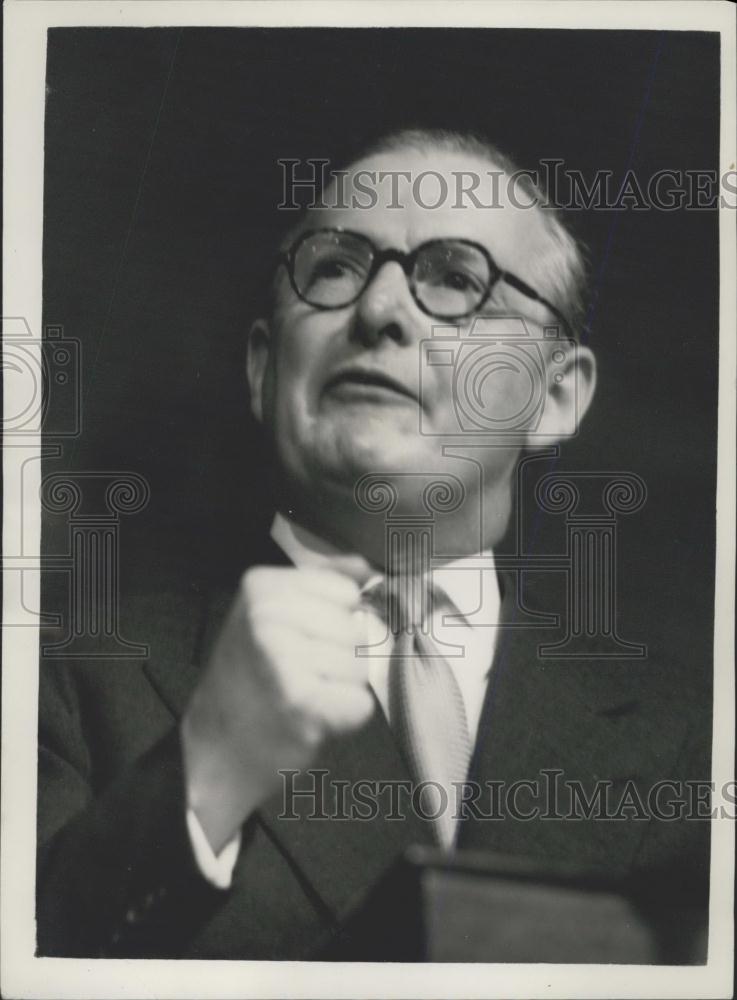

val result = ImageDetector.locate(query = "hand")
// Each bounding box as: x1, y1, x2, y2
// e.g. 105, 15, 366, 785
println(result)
181, 563, 373, 853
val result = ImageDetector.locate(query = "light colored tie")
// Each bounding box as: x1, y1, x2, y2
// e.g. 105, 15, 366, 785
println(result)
366, 576, 472, 849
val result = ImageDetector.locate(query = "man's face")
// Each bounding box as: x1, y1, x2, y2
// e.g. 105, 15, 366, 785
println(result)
248, 148, 591, 507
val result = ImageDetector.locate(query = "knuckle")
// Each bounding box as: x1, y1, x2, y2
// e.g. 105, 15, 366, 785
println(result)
239, 567, 264, 606
300, 718, 324, 748
247, 617, 275, 658
305, 568, 360, 602
359, 688, 374, 715
240, 565, 287, 602
281, 682, 322, 742
351, 686, 374, 715
276, 668, 311, 713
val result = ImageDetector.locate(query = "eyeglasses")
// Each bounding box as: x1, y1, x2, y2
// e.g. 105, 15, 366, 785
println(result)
276, 227, 571, 331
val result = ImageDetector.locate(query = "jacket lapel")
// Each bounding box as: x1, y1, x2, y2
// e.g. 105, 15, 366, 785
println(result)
459, 571, 690, 871
257, 696, 433, 925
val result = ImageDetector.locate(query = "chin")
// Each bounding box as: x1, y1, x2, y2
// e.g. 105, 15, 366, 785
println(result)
338, 439, 447, 486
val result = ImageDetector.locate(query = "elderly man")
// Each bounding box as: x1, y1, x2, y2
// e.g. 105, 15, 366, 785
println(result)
37, 129, 709, 960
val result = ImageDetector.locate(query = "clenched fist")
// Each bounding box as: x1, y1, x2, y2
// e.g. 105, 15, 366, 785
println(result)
181, 563, 374, 853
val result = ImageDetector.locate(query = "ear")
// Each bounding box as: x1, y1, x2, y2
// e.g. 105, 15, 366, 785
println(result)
527, 343, 597, 446
246, 318, 272, 424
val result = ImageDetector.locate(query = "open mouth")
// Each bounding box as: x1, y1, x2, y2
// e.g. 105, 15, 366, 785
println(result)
324, 368, 418, 403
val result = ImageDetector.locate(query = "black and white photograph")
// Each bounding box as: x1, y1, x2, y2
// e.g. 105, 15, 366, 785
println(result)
2, 2, 735, 997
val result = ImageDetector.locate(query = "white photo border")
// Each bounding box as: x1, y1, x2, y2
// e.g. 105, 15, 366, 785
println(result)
3, 2, 735, 998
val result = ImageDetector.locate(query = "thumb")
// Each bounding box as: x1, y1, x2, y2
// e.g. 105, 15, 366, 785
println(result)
328, 552, 376, 587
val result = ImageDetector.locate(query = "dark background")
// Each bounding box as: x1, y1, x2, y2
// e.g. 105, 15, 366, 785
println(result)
41, 28, 719, 687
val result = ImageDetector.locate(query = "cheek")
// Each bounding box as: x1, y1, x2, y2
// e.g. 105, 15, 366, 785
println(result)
271, 316, 327, 397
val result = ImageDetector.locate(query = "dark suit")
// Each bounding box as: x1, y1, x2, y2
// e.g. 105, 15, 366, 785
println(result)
37, 533, 711, 959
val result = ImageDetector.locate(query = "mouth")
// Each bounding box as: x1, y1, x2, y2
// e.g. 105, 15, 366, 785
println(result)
324, 367, 418, 404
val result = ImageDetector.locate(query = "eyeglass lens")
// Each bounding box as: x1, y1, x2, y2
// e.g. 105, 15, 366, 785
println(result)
291, 231, 493, 318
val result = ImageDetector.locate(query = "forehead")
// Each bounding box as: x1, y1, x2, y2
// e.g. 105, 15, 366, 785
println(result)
300, 148, 550, 274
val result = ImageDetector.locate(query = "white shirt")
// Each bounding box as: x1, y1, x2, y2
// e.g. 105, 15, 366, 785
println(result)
188, 513, 501, 888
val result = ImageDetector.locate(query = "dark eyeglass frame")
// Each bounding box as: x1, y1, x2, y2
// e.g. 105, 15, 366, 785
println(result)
276, 226, 572, 333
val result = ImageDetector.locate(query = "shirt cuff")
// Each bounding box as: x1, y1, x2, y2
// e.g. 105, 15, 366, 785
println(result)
186, 807, 241, 890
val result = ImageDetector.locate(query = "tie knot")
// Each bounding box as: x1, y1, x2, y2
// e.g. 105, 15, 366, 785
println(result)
363, 574, 438, 635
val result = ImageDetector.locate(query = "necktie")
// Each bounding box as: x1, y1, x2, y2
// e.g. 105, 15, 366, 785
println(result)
365, 576, 472, 848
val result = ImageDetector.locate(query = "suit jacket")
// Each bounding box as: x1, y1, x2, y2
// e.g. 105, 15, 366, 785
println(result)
36, 533, 711, 959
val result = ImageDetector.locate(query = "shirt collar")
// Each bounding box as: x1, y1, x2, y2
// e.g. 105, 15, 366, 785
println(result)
270, 512, 499, 627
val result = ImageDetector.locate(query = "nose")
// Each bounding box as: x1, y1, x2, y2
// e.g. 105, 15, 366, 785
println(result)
351, 260, 418, 348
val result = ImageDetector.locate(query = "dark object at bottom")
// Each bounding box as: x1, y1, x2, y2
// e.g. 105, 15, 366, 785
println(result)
323, 848, 708, 963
